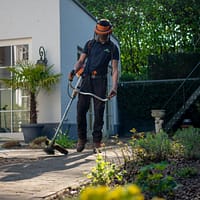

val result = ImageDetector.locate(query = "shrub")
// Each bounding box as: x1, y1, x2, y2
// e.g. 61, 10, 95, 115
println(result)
175, 166, 198, 178
173, 127, 200, 159
87, 154, 126, 186
130, 131, 172, 161
135, 162, 177, 198
170, 141, 184, 159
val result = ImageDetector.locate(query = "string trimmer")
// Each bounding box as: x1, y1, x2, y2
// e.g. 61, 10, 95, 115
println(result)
44, 68, 108, 155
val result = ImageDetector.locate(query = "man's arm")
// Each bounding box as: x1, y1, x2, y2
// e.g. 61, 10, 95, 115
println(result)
111, 59, 118, 91
74, 53, 87, 71
68, 53, 87, 81
108, 59, 118, 99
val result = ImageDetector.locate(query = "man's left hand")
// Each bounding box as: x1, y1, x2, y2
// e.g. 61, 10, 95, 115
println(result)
108, 88, 117, 99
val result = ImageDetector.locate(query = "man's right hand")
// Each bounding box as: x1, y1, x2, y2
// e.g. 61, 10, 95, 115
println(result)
68, 69, 76, 81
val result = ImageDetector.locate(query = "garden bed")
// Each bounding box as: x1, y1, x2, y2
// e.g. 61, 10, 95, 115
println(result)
1, 128, 200, 200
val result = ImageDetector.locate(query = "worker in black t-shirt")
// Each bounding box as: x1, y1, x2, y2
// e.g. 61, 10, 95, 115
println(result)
69, 19, 119, 153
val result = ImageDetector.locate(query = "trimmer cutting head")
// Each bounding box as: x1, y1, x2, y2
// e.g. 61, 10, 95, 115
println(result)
44, 138, 68, 155
44, 145, 55, 154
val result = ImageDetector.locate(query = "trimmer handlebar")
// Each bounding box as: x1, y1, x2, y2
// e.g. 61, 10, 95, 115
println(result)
68, 70, 109, 102
68, 67, 84, 82
75, 67, 84, 77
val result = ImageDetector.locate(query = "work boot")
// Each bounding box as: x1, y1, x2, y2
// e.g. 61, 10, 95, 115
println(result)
76, 140, 86, 152
93, 142, 102, 154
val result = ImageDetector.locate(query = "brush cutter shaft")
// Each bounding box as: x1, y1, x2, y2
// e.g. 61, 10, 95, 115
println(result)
49, 76, 83, 146
50, 97, 74, 145
71, 76, 83, 98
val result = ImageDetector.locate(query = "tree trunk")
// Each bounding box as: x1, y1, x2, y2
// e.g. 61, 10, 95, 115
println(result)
30, 92, 37, 124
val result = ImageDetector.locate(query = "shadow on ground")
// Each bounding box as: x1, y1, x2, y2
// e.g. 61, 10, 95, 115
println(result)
0, 151, 93, 182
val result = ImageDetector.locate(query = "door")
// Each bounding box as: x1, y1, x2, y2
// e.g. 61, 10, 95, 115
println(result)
0, 39, 31, 132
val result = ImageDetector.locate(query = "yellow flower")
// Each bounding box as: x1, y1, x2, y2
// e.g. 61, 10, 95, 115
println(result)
80, 187, 94, 200
80, 186, 109, 200
130, 128, 137, 133
106, 186, 124, 200
80, 185, 145, 200
95, 185, 109, 197
126, 184, 141, 195
125, 184, 144, 200
135, 195, 145, 200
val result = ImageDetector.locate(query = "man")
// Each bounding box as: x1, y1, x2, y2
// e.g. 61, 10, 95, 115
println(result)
69, 19, 119, 153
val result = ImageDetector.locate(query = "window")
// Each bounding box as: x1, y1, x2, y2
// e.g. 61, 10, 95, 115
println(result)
0, 38, 32, 132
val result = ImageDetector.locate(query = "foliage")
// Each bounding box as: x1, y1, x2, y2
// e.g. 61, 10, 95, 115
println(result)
130, 130, 172, 161
79, 0, 200, 76
87, 154, 126, 186
173, 127, 200, 159
135, 162, 177, 198
174, 166, 198, 178
55, 130, 75, 148
170, 141, 184, 159
120, 65, 149, 81
29, 136, 47, 148
80, 184, 144, 200
0, 60, 61, 124
120, 71, 136, 82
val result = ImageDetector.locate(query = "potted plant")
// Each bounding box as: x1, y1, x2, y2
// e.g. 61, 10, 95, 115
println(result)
1, 60, 61, 143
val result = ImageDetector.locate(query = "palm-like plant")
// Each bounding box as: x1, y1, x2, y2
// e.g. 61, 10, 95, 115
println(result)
1, 60, 61, 124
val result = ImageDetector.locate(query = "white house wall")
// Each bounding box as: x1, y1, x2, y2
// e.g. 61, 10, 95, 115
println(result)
0, 0, 61, 123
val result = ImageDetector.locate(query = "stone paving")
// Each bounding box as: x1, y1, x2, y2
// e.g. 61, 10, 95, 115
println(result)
0, 148, 97, 200
0, 133, 120, 200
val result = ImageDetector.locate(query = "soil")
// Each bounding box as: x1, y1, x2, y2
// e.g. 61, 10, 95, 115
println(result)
124, 158, 200, 200
166, 159, 200, 200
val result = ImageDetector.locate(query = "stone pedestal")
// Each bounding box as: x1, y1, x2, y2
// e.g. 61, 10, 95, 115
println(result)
151, 109, 165, 133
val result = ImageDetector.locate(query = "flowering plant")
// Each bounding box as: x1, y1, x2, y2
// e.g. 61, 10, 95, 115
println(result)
87, 154, 125, 186
80, 184, 144, 200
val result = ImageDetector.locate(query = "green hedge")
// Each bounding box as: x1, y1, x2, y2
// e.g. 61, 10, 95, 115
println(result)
117, 79, 200, 135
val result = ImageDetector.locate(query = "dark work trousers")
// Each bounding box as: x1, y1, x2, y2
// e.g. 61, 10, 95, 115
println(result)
77, 75, 107, 143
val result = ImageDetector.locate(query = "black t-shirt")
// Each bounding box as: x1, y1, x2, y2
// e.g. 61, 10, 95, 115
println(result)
83, 39, 119, 75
